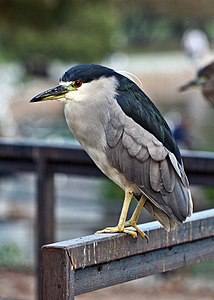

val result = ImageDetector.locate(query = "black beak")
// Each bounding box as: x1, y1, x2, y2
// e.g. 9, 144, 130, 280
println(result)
30, 85, 69, 102
179, 79, 198, 92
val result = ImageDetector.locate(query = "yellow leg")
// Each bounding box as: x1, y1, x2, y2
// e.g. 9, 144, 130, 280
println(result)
124, 195, 149, 241
96, 190, 137, 238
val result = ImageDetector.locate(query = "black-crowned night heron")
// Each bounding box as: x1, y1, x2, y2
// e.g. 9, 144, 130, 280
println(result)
179, 61, 214, 106
31, 64, 193, 239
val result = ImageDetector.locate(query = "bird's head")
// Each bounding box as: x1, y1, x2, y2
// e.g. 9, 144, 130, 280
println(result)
30, 64, 119, 103
179, 61, 214, 92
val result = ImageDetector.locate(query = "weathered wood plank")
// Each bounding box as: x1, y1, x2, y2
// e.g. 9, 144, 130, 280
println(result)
43, 209, 214, 270
41, 248, 74, 300
0, 140, 213, 182
41, 209, 214, 299
74, 236, 214, 295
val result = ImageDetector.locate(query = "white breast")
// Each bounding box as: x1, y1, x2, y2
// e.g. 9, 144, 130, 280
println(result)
63, 77, 115, 175
63, 76, 134, 190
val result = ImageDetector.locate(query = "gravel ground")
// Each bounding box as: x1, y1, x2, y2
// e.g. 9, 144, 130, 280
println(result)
0, 270, 35, 300
0, 269, 214, 300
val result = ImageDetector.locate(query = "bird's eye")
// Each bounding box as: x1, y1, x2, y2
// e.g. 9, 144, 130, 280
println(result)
73, 80, 83, 88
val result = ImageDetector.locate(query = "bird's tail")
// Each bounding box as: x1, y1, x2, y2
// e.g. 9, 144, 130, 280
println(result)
144, 201, 177, 231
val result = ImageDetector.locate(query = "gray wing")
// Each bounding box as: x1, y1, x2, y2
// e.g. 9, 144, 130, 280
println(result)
105, 103, 193, 230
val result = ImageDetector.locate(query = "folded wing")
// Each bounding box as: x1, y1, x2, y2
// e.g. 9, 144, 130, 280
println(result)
106, 103, 193, 230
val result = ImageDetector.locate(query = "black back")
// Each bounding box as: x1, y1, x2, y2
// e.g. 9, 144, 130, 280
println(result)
61, 64, 182, 163
115, 74, 182, 164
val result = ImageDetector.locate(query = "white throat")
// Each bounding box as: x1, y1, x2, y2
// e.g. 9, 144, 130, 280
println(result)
61, 76, 118, 103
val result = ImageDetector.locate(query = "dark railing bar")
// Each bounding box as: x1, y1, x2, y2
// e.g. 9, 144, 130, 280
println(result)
36, 152, 55, 299
0, 139, 214, 176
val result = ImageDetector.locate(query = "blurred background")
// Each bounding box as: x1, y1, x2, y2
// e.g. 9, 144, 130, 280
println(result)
0, 0, 213, 299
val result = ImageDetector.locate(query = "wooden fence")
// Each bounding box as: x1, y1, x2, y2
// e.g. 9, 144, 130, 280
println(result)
0, 140, 213, 299
41, 209, 214, 299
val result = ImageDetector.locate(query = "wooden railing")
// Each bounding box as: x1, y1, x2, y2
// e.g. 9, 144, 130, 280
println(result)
0, 139, 213, 299
41, 209, 214, 299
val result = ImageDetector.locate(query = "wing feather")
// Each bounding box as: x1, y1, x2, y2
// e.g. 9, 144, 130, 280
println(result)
106, 104, 193, 228
149, 160, 161, 192
106, 122, 123, 147
160, 159, 175, 193
145, 201, 177, 231
148, 140, 168, 161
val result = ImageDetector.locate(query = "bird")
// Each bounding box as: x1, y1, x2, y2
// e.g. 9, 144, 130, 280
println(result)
31, 64, 193, 239
179, 61, 214, 106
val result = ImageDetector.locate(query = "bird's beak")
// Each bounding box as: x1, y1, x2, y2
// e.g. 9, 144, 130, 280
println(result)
179, 77, 207, 92
179, 79, 198, 92
30, 85, 70, 102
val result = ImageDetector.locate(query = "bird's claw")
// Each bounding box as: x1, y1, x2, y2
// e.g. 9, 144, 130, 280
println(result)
96, 226, 137, 239
96, 224, 149, 240
124, 220, 149, 242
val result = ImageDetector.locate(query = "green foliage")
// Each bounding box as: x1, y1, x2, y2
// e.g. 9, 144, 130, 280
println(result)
203, 188, 214, 204
0, 0, 119, 63
0, 243, 24, 267
190, 260, 214, 278
205, 21, 214, 39
0, 0, 214, 63
101, 180, 124, 203
118, 0, 214, 50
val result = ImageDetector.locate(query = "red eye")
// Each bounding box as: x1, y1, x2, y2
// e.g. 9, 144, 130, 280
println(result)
73, 80, 83, 88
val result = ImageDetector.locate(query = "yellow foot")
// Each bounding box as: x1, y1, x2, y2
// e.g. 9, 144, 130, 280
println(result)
124, 220, 149, 241
96, 226, 137, 239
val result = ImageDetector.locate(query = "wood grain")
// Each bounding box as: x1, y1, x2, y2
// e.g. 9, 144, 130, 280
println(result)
41, 209, 214, 299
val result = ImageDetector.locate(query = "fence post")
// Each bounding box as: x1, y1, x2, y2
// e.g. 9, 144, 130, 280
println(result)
41, 247, 75, 300
35, 148, 55, 300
